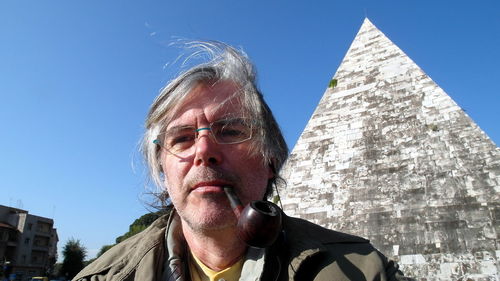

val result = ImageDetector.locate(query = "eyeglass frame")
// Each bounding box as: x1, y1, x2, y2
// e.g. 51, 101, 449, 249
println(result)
153, 117, 255, 158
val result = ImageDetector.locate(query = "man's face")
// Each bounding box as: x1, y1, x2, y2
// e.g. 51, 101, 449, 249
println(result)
160, 81, 272, 232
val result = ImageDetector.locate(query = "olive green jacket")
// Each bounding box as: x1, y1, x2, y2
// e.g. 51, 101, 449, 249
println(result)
73, 210, 411, 281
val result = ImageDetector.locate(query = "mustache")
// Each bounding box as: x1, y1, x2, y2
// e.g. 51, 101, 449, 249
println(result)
184, 166, 240, 188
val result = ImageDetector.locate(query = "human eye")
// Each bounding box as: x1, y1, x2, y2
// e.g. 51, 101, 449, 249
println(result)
165, 128, 195, 149
221, 126, 246, 137
214, 119, 251, 143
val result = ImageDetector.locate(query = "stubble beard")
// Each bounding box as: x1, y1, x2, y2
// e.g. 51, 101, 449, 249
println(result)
182, 193, 237, 233
170, 167, 240, 233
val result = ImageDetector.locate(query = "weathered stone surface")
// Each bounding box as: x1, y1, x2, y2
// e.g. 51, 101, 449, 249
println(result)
279, 18, 500, 280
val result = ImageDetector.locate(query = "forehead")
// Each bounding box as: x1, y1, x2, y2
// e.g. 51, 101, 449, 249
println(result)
168, 81, 243, 126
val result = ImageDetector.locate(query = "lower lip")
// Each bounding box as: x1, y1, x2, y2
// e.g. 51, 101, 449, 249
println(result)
192, 185, 224, 193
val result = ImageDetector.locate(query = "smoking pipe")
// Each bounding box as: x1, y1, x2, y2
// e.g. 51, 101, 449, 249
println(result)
223, 186, 282, 248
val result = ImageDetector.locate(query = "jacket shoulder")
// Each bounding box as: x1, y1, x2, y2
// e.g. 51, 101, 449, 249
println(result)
280, 216, 410, 280
284, 215, 369, 245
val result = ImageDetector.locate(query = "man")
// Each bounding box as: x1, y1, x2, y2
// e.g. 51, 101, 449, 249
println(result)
74, 42, 410, 281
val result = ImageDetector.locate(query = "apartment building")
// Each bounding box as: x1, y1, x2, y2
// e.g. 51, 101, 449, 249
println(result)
0, 205, 58, 280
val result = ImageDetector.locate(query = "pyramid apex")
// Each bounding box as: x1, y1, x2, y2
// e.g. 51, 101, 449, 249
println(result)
360, 17, 376, 31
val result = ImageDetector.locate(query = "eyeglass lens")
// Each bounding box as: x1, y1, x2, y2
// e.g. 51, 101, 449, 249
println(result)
160, 118, 252, 157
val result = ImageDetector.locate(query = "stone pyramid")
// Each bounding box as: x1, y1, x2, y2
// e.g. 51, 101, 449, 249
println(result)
279, 18, 499, 280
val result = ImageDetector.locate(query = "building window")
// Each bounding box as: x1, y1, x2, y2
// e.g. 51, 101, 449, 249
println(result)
33, 235, 50, 247
27, 223, 33, 231
24, 237, 30, 245
36, 222, 51, 234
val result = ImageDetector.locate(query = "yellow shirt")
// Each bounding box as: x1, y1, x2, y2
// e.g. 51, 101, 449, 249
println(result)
189, 251, 244, 281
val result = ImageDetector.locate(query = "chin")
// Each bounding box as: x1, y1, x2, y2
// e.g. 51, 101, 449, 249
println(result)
182, 206, 237, 232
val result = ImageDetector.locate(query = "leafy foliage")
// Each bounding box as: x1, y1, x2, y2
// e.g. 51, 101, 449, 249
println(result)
115, 211, 163, 243
60, 238, 87, 279
328, 78, 338, 88
96, 244, 115, 258
427, 124, 439, 132
93, 211, 166, 258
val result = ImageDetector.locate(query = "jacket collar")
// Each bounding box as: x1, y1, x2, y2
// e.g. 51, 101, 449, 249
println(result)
162, 210, 188, 281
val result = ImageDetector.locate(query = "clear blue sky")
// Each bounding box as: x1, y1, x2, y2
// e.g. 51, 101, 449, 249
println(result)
1, 1, 499, 260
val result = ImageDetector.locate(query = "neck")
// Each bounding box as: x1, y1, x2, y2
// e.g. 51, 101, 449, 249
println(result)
181, 220, 247, 271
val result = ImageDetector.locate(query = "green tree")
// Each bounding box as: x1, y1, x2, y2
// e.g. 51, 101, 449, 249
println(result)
96, 244, 114, 258
115, 211, 163, 243
95, 210, 168, 258
60, 238, 87, 280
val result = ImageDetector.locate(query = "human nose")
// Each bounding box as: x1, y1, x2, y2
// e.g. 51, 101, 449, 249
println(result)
193, 128, 222, 166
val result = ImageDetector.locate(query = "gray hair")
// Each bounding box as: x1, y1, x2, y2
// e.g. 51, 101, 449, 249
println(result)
142, 41, 288, 202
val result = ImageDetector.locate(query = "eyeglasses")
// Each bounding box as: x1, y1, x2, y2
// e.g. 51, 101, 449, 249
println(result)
153, 117, 253, 158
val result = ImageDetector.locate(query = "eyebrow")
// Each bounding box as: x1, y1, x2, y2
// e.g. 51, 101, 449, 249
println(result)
166, 117, 245, 130
164, 125, 196, 133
